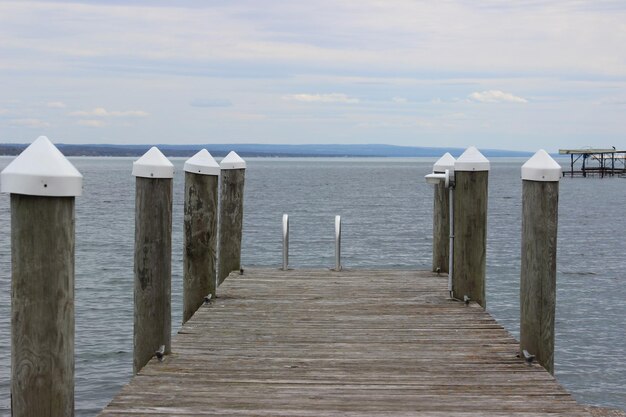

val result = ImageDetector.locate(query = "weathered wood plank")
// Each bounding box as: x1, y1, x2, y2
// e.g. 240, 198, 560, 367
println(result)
99, 269, 590, 416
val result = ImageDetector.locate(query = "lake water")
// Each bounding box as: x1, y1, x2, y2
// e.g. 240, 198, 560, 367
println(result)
0, 156, 625, 416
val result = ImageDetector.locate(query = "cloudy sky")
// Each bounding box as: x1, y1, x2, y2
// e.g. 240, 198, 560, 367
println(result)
0, 1, 625, 151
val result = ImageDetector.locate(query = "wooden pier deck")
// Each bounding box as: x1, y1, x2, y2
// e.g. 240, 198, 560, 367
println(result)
99, 269, 590, 416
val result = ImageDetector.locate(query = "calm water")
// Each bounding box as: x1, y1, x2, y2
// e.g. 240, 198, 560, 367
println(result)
0, 156, 625, 416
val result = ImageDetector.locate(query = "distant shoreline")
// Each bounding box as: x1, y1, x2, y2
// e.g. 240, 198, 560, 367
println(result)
0, 143, 533, 158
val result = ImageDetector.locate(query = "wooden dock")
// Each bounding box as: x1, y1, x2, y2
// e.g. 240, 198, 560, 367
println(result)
559, 148, 626, 178
99, 269, 590, 416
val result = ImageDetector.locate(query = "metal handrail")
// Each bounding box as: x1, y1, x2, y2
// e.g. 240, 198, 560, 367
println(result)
282, 214, 289, 270
334, 215, 342, 271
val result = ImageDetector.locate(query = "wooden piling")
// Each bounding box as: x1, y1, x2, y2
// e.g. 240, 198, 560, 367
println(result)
132, 147, 174, 374
431, 153, 455, 273
218, 152, 246, 285
183, 150, 220, 323
432, 182, 448, 273
520, 150, 561, 375
452, 147, 489, 307
1, 136, 82, 417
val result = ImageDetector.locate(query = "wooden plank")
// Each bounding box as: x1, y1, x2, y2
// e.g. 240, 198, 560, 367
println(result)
99, 269, 590, 416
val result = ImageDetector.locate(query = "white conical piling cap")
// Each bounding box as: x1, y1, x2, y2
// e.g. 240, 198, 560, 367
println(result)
132, 146, 174, 178
1, 136, 83, 196
455, 146, 490, 172
184, 149, 220, 176
220, 151, 246, 170
433, 152, 456, 178
522, 149, 562, 182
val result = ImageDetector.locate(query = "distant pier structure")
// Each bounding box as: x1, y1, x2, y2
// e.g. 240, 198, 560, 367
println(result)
559, 148, 626, 178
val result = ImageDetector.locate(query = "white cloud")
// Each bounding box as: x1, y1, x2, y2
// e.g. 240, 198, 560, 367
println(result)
46, 101, 66, 108
0, 2, 624, 149
283, 93, 359, 103
77, 119, 106, 127
598, 97, 626, 106
10, 118, 51, 128
445, 112, 469, 120
1, 1, 625, 78
392, 97, 409, 104
468, 90, 528, 104
69, 107, 149, 117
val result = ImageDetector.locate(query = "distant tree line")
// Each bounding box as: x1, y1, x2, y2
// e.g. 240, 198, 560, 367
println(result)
0, 143, 533, 158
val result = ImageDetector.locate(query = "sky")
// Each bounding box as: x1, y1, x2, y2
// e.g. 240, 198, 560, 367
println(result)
0, 1, 625, 151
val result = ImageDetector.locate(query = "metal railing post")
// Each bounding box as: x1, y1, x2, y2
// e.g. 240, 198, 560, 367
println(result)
282, 214, 289, 270
334, 215, 342, 271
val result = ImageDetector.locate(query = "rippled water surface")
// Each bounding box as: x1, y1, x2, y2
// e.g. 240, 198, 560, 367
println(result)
0, 156, 625, 416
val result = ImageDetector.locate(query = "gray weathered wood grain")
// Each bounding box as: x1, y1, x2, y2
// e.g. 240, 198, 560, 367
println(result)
217, 168, 245, 285
134, 177, 173, 374
183, 172, 218, 323
432, 182, 449, 273
520, 180, 559, 375
100, 268, 589, 416
452, 170, 488, 307
11, 194, 75, 417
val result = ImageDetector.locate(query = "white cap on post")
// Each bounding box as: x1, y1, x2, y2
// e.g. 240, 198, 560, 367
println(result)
184, 149, 220, 176
433, 152, 456, 178
455, 146, 490, 172
0, 136, 83, 197
522, 149, 562, 182
132, 147, 174, 178
220, 151, 246, 170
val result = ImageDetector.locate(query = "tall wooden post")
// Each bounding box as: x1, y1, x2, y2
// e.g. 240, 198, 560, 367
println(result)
183, 149, 219, 324
432, 153, 455, 273
520, 150, 561, 375
452, 146, 490, 307
132, 147, 174, 374
218, 151, 246, 285
2, 136, 82, 417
